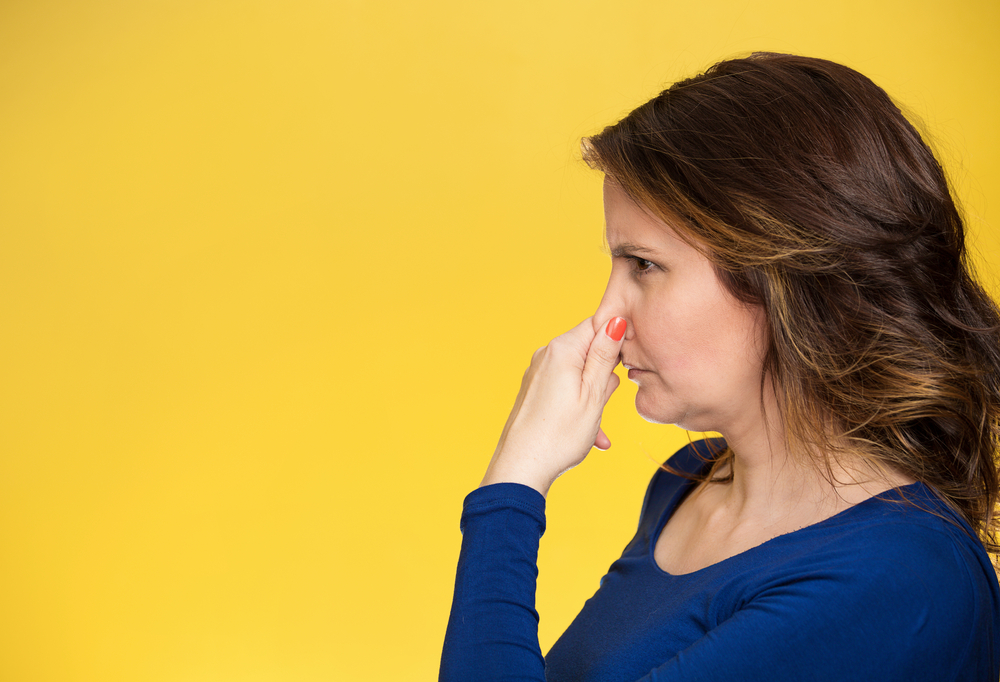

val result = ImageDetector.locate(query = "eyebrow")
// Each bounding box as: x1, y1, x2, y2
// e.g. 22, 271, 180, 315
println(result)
609, 242, 660, 258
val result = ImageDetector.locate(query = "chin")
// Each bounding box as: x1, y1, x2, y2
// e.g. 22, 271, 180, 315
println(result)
634, 391, 677, 426
634, 390, 714, 431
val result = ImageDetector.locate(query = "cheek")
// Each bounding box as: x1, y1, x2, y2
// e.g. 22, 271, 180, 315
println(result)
645, 300, 758, 381
645, 307, 715, 370
707, 308, 768, 382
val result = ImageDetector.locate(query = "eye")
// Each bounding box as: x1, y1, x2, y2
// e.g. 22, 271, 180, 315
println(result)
629, 257, 656, 276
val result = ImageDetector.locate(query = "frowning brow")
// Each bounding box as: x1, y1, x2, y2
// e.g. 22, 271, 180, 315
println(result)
609, 242, 660, 258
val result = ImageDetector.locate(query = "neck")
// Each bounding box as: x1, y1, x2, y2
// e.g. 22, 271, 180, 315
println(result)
713, 390, 909, 525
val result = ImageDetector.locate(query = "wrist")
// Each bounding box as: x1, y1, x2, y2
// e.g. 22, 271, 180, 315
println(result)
479, 458, 553, 498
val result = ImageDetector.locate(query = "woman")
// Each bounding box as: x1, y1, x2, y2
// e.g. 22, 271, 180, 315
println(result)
440, 53, 1000, 681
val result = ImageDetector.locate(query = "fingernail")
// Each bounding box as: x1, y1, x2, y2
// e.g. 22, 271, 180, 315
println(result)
605, 317, 626, 342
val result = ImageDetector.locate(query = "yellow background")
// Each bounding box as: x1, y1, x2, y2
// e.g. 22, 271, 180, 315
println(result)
1, 1, 997, 680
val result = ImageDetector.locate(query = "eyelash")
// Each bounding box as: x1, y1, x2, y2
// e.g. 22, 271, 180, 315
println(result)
628, 256, 656, 276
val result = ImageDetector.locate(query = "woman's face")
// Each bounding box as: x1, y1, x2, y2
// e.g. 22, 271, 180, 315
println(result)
594, 179, 769, 435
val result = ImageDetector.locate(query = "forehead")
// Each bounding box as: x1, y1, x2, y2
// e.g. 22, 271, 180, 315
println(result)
602, 178, 693, 253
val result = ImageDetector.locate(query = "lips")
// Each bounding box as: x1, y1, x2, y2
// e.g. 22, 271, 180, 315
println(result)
622, 360, 648, 381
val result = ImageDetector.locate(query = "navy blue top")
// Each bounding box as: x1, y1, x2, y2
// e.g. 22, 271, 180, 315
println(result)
440, 440, 1000, 681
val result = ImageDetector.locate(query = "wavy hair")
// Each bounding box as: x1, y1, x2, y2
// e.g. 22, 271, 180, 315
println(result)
583, 53, 1000, 552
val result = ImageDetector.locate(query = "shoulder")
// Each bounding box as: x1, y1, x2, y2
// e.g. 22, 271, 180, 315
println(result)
695, 491, 1000, 679
761, 484, 997, 600
857, 488, 999, 613
831, 485, 995, 583
745, 486, 1000, 675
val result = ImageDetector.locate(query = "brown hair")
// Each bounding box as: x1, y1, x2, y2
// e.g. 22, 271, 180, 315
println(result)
583, 53, 1000, 552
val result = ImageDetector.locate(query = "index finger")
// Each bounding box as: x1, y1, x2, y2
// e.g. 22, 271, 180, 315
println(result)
581, 316, 626, 394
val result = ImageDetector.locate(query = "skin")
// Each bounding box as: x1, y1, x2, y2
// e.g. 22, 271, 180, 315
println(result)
594, 181, 771, 436
482, 178, 912, 574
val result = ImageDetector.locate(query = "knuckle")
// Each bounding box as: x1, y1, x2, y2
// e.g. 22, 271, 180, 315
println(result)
585, 383, 606, 407
592, 343, 620, 365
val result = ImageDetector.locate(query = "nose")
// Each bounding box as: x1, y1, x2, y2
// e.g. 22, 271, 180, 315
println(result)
593, 269, 633, 339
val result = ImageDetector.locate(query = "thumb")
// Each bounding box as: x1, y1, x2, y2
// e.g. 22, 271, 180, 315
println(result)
582, 316, 627, 395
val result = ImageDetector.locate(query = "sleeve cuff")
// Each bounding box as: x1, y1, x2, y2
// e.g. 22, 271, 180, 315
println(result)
461, 482, 546, 536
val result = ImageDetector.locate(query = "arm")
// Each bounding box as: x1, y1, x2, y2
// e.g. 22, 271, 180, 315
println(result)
440, 316, 625, 680
439, 484, 547, 682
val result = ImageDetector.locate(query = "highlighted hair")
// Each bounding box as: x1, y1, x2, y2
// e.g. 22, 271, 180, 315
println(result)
584, 53, 1000, 552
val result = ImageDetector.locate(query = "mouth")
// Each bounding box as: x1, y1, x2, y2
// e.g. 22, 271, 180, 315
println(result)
622, 361, 648, 380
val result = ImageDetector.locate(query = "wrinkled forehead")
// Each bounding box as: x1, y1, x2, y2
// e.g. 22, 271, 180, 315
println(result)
602, 177, 698, 254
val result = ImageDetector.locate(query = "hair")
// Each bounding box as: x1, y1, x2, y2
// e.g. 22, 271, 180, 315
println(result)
583, 52, 1000, 553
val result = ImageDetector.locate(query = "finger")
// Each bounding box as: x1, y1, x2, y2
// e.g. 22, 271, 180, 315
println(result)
582, 316, 627, 395
553, 317, 599, 364
493, 347, 544, 456
603, 370, 621, 404
594, 426, 611, 451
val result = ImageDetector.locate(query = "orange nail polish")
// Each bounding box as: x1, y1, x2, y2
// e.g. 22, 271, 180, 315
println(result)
605, 317, 626, 341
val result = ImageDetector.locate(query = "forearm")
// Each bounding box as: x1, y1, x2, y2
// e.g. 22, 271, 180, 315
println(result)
439, 483, 548, 682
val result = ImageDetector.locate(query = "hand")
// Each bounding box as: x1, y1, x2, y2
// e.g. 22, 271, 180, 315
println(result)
479, 316, 627, 497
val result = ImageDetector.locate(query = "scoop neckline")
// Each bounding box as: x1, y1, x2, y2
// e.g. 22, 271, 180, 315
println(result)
647, 459, 927, 578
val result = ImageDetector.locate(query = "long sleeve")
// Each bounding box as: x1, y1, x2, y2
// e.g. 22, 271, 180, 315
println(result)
439, 483, 547, 682
440, 448, 1000, 682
